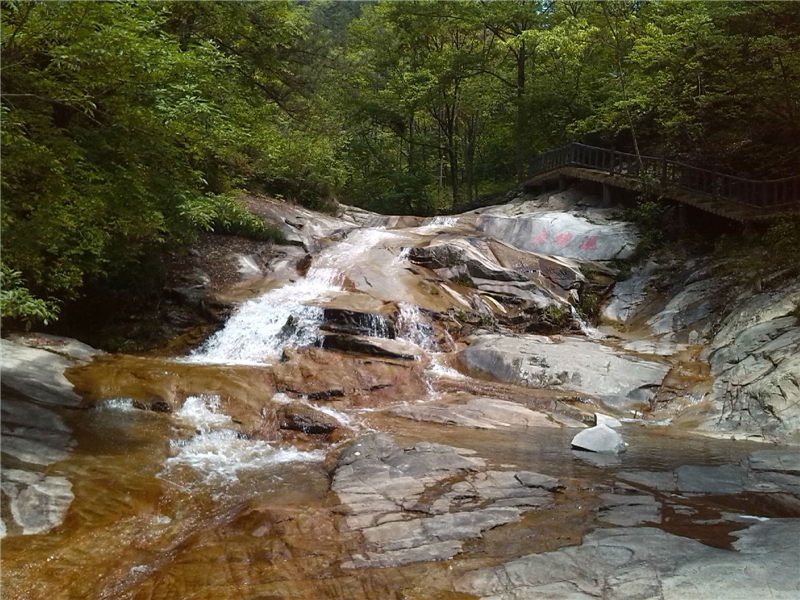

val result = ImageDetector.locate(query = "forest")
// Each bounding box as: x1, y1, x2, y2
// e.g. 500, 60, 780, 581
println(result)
2, 0, 799, 326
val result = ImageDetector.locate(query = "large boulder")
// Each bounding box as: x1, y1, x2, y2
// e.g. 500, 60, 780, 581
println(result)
698, 284, 800, 441
458, 334, 670, 411
1, 338, 84, 406
571, 424, 626, 453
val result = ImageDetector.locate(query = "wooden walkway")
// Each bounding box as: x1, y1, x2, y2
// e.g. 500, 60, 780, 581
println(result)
523, 143, 800, 222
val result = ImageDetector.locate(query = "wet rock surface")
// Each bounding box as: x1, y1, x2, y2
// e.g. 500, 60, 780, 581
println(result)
455, 520, 800, 600
619, 449, 800, 497
332, 433, 561, 568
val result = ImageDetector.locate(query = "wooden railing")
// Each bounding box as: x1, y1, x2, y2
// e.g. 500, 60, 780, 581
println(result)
528, 142, 800, 210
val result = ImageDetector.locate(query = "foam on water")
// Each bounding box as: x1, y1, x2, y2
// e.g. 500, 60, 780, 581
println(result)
300, 400, 352, 427
161, 429, 324, 488
175, 394, 231, 433
396, 303, 437, 351
417, 216, 459, 232
428, 353, 465, 380
188, 228, 400, 364
97, 398, 139, 412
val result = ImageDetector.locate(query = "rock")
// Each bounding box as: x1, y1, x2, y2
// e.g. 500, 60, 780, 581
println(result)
455, 520, 800, 600
647, 277, 722, 337
278, 403, 341, 434
475, 211, 638, 261
571, 425, 626, 454
1, 339, 83, 406
1, 469, 74, 536
622, 338, 687, 356
319, 333, 422, 361
319, 308, 394, 339
149, 400, 172, 413
675, 465, 744, 495
598, 492, 661, 526
333, 434, 560, 568
408, 237, 528, 283
0, 340, 80, 538
699, 284, 800, 441
392, 398, 560, 430
6, 332, 101, 361
602, 262, 657, 323
458, 334, 669, 409
306, 388, 345, 401
595, 413, 622, 428
748, 450, 800, 475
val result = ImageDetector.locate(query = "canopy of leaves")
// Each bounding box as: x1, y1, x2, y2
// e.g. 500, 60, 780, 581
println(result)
2, 1, 798, 325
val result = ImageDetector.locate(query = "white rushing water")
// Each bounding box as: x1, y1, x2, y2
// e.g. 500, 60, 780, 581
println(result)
161, 393, 324, 489
188, 228, 400, 364
417, 216, 459, 232
396, 303, 464, 381
161, 430, 324, 489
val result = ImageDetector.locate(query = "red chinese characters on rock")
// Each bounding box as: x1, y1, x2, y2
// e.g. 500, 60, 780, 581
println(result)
553, 232, 572, 247
531, 231, 547, 245
579, 235, 598, 250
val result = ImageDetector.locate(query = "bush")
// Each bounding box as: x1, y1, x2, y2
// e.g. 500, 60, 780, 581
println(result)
206, 194, 286, 243
624, 196, 678, 262
0, 265, 60, 329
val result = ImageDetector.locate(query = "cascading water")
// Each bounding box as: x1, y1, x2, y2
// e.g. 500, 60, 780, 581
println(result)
188, 229, 400, 364
417, 216, 459, 232
160, 393, 324, 491
396, 303, 464, 382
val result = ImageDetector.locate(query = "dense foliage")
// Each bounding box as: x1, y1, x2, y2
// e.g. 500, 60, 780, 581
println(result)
2, 1, 799, 324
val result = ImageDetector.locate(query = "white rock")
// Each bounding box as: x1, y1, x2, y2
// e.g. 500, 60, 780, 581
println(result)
595, 413, 622, 428
571, 424, 625, 454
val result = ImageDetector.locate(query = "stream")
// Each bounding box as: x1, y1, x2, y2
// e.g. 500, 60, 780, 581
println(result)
3, 199, 799, 600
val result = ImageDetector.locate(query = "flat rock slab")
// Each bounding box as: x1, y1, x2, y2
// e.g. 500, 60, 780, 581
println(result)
455, 520, 800, 600
598, 492, 661, 526
392, 397, 560, 430
618, 450, 800, 496
458, 334, 669, 407
333, 433, 561, 568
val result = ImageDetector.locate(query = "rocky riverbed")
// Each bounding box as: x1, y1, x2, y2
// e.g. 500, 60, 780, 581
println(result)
2, 188, 799, 599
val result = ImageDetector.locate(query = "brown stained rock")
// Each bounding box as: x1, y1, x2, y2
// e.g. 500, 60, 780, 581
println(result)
272, 347, 428, 409
278, 403, 340, 434
319, 333, 421, 360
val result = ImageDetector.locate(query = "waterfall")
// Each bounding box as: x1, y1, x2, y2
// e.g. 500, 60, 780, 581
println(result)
396, 303, 464, 381
188, 228, 400, 365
